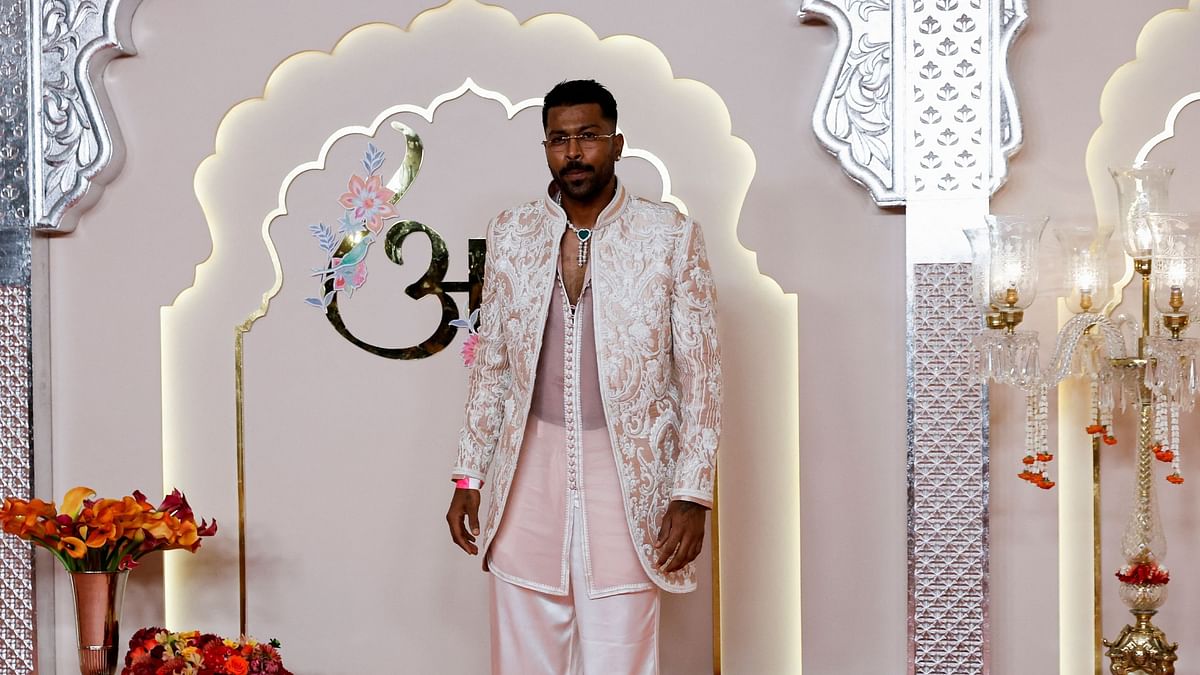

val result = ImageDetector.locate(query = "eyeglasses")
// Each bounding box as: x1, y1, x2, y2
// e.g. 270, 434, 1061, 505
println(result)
541, 132, 617, 151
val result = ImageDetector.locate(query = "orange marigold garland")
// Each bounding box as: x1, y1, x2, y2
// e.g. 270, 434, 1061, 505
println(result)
1151, 395, 1186, 485
1086, 423, 1117, 446
1019, 388, 1055, 489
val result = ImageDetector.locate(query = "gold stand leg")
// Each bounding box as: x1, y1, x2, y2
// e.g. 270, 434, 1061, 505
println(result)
1104, 610, 1178, 674
712, 473, 722, 675
1094, 434, 1103, 675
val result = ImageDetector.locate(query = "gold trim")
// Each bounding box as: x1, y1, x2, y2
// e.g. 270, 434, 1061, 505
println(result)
712, 473, 721, 675
234, 329, 247, 637
229, 77, 694, 634
385, 122, 423, 201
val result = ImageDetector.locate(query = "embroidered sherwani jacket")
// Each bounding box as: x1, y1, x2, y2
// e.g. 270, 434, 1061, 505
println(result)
454, 183, 722, 593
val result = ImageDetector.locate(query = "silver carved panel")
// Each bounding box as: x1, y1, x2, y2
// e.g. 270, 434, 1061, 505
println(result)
908, 0, 990, 194
800, 0, 1027, 204
33, 0, 141, 233
799, 0, 896, 201
908, 263, 989, 674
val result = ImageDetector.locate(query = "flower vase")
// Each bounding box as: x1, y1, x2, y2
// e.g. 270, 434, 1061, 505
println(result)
69, 570, 129, 675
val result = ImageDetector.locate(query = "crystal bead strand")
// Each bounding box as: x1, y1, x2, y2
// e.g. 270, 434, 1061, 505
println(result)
1021, 390, 1038, 482
1021, 385, 1054, 489
1100, 373, 1115, 429
1170, 402, 1183, 484
1154, 393, 1169, 462
1038, 386, 1053, 488
1187, 352, 1198, 411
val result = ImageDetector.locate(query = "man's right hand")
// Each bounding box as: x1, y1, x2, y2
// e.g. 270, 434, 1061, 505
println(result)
446, 488, 482, 556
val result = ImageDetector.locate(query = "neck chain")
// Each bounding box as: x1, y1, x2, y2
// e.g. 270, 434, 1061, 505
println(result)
555, 191, 592, 267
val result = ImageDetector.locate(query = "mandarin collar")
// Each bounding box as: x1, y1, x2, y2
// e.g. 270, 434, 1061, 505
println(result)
543, 179, 629, 230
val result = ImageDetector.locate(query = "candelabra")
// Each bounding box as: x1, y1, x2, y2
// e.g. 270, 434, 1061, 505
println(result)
969, 164, 1195, 674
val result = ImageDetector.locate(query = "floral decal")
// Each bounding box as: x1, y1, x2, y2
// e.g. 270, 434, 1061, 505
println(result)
305, 143, 397, 309
449, 308, 480, 367
339, 173, 397, 235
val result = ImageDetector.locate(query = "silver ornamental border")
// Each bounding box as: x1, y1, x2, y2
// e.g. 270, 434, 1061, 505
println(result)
0, 0, 142, 671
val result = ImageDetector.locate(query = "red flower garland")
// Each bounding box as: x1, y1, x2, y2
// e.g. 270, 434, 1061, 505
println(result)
122, 628, 292, 675
1115, 562, 1170, 586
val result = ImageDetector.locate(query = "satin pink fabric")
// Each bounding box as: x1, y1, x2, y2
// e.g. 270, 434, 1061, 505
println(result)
488, 269, 651, 597
489, 497, 659, 675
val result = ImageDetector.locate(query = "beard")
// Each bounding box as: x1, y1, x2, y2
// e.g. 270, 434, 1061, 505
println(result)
553, 160, 614, 203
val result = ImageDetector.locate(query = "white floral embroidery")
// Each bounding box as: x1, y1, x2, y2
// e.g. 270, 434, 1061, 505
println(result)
454, 184, 722, 593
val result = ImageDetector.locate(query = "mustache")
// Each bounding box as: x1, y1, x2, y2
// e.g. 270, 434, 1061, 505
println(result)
560, 162, 593, 174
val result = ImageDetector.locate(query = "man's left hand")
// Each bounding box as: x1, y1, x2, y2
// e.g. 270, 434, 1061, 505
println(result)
654, 499, 709, 574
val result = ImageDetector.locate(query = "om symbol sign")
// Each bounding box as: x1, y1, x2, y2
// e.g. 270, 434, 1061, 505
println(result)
312, 123, 484, 359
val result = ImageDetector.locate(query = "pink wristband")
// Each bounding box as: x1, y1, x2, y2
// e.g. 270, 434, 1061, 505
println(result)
455, 477, 482, 490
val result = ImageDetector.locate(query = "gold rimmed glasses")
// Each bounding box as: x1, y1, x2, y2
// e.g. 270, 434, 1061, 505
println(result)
541, 132, 617, 152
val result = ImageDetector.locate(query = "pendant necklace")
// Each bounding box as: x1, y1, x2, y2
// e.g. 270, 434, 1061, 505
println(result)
556, 191, 591, 267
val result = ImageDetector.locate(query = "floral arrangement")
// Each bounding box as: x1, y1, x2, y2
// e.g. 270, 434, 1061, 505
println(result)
123, 628, 292, 675
0, 486, 217, 572
1116, 561, 1170, 586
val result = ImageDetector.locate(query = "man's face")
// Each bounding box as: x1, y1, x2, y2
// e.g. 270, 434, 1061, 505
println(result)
543, 103, 624, 204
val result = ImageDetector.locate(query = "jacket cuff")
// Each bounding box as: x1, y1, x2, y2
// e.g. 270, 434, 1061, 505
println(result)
670, 490, 713, 509
451, 467, 486, 482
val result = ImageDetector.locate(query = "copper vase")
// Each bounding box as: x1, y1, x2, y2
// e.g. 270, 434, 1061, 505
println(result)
69, 570, 129, 675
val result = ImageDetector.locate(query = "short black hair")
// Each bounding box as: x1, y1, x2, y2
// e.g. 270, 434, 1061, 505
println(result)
542, 80, 618, 129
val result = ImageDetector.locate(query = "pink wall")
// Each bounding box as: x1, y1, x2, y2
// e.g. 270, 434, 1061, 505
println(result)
37, 0, 1200, 672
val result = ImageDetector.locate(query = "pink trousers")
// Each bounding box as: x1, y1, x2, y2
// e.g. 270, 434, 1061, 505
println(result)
489, 498, 659, 675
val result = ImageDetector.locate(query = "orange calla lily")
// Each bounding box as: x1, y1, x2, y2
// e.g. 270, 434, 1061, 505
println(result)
60, 486, 95, 521
0, 498, 55, 540
174, 520, 199, 549
144, 516, 173, 540
60, 536, 87, 559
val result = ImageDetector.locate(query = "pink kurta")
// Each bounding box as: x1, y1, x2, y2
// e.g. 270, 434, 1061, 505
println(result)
487, 262, 652, 598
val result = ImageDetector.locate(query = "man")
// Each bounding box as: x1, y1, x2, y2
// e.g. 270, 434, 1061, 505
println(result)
446, 79, 722, 675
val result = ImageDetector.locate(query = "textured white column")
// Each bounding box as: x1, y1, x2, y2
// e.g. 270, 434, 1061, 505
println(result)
1056, 300, 1099, 675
